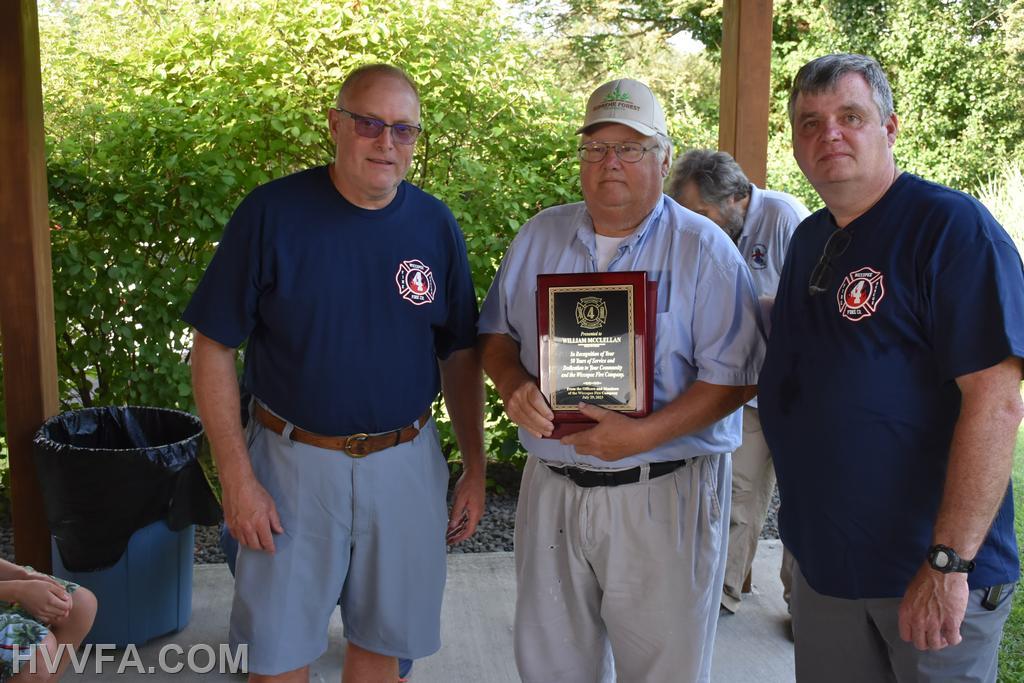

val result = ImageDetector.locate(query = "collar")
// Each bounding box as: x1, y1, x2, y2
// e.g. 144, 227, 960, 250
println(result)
737, 184, 762, 243
575, 195, 667, 259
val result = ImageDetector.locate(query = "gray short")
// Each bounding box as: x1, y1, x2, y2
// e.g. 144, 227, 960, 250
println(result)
229, 414, 450, 676
792, 565, 1013, 682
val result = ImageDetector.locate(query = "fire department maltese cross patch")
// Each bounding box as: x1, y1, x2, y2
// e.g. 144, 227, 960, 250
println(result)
395, 259, 436, 306
749, 243, 768, 270
836, 266, 885, 321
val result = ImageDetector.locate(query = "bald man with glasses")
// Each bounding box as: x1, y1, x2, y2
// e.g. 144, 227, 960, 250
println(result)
185, 63, 485, 683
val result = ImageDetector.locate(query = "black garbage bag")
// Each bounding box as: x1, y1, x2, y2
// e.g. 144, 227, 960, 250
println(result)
32, 406, 222, 572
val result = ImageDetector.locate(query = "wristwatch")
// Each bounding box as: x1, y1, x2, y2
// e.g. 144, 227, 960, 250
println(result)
927, 544, 975, 573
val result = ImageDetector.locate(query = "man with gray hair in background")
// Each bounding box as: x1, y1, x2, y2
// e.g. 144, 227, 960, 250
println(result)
668, 149, 809, 615
480, 79, 764, 682
759, 53, 1024, 682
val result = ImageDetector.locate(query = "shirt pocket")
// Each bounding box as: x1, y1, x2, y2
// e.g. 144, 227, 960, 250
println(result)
653, 310, 691, 377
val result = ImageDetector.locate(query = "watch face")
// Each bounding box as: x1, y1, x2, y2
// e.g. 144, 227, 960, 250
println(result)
933, 551, 950, 568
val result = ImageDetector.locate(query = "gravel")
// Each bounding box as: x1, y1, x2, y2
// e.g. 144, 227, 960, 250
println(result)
1, 462, 782, 565
761, 483, 782, 540
0, 526, 12, 563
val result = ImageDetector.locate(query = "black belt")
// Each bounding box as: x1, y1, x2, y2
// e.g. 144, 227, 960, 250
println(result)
545, 459, 689, 488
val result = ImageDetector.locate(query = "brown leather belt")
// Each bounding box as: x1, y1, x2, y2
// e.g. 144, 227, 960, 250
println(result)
252, 403, 431, 457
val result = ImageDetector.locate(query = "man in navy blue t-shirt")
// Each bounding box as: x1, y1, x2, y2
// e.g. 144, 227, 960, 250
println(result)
759, 53, 1024, 682
184, 64, 485, 682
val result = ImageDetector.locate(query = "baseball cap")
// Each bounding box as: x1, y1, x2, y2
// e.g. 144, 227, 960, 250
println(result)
577, 78, 667, 137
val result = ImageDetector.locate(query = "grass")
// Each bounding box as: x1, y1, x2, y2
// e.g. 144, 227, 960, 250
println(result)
999, 421, 1024, 681
977, 157, 1023, 683
977, 160, 1024, 253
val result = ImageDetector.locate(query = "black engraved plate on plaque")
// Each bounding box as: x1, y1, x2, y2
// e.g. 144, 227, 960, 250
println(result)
537, 271, 654, 438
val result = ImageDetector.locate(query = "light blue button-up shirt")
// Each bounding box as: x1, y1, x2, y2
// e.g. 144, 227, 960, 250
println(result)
479, 195, 765, 467
736, 185, 808, 410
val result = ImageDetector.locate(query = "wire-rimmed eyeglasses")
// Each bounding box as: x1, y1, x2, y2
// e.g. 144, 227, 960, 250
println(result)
334, 107, 422, 145
808, 229, 852, 296
578, 141, 659, 163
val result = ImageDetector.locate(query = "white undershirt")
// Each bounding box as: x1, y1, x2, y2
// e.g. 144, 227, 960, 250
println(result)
594, 234, 627, 271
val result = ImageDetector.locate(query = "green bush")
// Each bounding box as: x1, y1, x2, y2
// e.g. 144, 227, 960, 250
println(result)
37, 0, 589, 467
1, 0, 1019, 491
25, 0, 724, 475
765, 0, 1024, 197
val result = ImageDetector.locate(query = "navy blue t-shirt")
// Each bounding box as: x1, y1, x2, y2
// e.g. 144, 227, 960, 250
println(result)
183, 166, 478, 435
759, 173, 1024, 599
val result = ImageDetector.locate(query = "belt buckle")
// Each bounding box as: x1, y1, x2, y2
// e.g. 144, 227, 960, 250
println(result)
344, 433, 370, 457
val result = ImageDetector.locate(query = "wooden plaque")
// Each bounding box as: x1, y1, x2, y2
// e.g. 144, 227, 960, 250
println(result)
537, 271, 656, 438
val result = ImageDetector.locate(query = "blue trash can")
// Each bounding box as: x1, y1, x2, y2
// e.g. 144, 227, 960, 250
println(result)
33, 406, 221, 646
51, 520, 193, 647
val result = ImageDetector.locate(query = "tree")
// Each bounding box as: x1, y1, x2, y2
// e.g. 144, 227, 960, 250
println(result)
7, 0, 1019, 486
36, 0, 587, 466
771, 0, 1024, 193
513, 0, 1024, 204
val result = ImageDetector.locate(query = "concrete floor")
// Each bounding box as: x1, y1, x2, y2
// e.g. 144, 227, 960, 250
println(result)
62, 540, 793, 681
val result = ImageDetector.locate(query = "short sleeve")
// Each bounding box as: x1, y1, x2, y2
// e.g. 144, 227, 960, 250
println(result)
182, 194, 267, 348
692, 244, 766, 386
478, 243, 521, 342
433, 218, 479, 359
929, 222, 1024, 379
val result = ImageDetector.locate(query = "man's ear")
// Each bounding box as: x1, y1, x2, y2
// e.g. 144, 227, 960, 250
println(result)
328, 107, 342, 144
885, 113, 899, 148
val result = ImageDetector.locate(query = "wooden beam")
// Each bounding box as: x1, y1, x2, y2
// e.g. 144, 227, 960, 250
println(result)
718, 0, 774, 187
0, 0, 57, 571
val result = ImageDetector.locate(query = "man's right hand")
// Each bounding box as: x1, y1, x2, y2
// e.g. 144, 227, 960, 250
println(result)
480, 332, 554, 438
502, 376, 554, 439
223, 475, 284, 553
191, 331, 285, 553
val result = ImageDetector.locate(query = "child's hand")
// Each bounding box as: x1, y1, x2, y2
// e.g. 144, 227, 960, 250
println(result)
27, 571, 69, 592
13, 579, 72, 623
0, 561, 34, 581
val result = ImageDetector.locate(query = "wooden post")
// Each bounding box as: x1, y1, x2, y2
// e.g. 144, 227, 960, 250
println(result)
718, 0, 774, 187
0, 0, 57, 571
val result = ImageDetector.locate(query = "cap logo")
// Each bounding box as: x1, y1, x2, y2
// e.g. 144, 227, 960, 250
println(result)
603, 87, 632, 103
594, 86, 641, 114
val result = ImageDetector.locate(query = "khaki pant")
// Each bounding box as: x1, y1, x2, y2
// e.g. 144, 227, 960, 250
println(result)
721, 406, 793, 612
514, 453, 731, 683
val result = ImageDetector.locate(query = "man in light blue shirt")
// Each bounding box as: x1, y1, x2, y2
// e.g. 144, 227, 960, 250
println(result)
669, 149, 809, 615
479, 79, 764, 683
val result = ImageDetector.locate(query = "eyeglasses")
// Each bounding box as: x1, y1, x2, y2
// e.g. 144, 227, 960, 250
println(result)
334, 107, 422, 145
578, 142, 659, 163
808, 228, 852, 296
